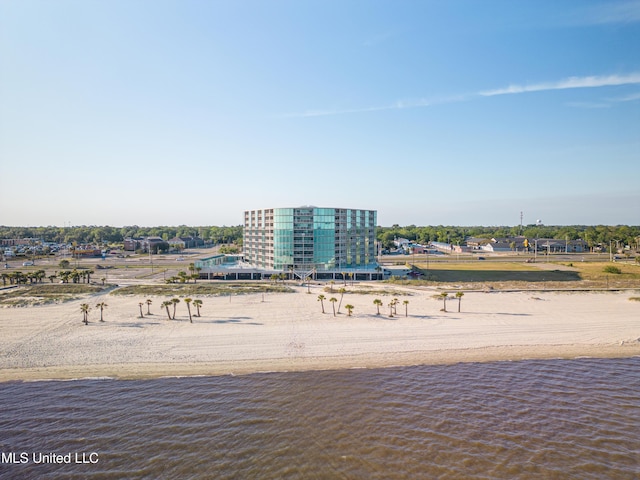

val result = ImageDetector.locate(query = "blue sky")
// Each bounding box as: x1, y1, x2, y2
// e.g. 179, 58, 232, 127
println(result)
1, 0, 638, 227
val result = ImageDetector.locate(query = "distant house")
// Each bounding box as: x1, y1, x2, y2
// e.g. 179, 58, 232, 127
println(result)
1, 238, 33, 247
567, 240, 587, 253
142, 237, 166, 253
431, 241, 453, 253
123, 237, 143, 251
489, 237, 528, 252
465, 237, 491, 248
481, 241, 512, 253
409, 244, 427, 254
393, 237, 411, 248
168, 236, 204, 250
124, 236, 168, 253
533, 238, 587, 253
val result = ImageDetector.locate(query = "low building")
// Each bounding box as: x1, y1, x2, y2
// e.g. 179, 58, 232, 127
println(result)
168, 236, 204, 250
481, 241, 512, 253
123, 237, 143, 251
393, 237, 411, 248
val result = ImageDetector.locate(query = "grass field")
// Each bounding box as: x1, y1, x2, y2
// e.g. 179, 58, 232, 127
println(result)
0, 284, 107, 306
110, 283, 295, 297
393, 261, 640, 290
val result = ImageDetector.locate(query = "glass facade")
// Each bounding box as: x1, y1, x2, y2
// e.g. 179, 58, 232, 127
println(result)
243, 207, 377, 271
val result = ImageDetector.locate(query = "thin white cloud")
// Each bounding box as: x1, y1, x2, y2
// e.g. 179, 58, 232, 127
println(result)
278, 95, 466, 118
279, 73, 640, 118
609, 91, 640, 102
279, 99, 434, 118
279, 104, 404, 118
480, 73, 640, 97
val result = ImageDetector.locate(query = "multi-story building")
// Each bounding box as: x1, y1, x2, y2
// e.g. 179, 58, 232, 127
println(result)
243, 206, 378, 273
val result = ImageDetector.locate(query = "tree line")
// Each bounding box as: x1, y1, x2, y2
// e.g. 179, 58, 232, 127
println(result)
2, 224, 638, 251
0, 225, 244, 246
376, 224, 640, 250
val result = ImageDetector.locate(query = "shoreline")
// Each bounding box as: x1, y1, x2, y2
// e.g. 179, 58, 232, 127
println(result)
2, 344, 639, 383
1, 287, 639, 383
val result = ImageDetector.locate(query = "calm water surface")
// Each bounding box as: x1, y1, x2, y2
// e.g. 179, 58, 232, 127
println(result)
1, 357, 639, 479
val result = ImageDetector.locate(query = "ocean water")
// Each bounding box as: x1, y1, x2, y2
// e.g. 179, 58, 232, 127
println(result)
1, 357, 638, 479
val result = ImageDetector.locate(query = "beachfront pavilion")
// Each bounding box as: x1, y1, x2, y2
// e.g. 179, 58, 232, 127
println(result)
196, 206, 385, 281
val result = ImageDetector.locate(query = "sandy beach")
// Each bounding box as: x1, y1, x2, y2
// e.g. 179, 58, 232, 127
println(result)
0, 284, 639, 382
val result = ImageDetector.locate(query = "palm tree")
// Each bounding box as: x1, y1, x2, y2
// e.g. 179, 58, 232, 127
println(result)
392, 297, 399, 315
184, 297, 193, 323
403, 300, 409, 317
80, 303, 90, 325
440, 292, 449, 312
388, 301, 394, 317
35, 270, 46, 283
329, 280, 335, 293
306, 275, 312, 294
48, 274, 57, 283
329, 297, 338, 317
146, 299, 153, 315
341, 272, 347, 286
338, 287, 346, 314
161, 300, 172, 320
138, 302, 144, 318
348, 272, 354, 286
317, 294, 326, 313
345, 304, 354, 316
455, 292, 464, 312
96, 302, 107, 322
171, 298, 180, 319
373, 298, 382, 315
193, 299, 203, 317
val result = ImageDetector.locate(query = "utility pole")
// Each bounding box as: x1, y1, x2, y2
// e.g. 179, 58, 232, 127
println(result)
520, 211, 523, 235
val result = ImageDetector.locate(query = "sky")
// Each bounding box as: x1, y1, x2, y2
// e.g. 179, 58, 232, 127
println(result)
0, 0, 639, 227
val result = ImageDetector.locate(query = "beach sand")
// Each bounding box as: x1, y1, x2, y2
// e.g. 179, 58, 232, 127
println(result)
0, 285, 638, 381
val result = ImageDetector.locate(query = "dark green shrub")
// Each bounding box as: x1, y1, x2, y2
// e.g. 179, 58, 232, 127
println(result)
603, 265, 622, 274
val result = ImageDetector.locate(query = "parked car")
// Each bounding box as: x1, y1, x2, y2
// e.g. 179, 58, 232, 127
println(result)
22, 261, 34, 266
477, 257, 485, 260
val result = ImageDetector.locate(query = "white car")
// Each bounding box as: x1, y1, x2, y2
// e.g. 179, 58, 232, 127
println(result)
22, 261, 34, 266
